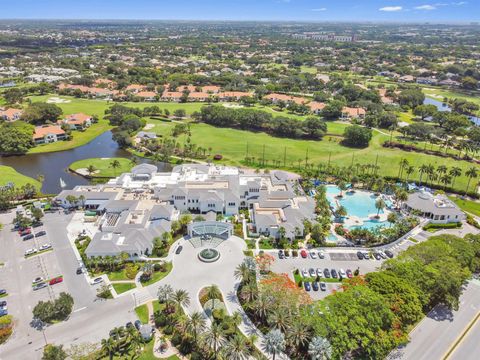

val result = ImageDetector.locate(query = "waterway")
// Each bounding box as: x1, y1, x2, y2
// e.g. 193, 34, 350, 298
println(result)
0, 131, 171, 194
424, 97, 480, 125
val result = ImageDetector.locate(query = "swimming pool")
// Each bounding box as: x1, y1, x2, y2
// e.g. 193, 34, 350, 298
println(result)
325, 185, 390, 230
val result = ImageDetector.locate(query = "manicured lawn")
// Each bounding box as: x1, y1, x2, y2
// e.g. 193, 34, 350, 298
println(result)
0, 165, 41, 188
300, 65, 318, 74
141, 262, 173, 286
112, 282, 136, 295
135, 304, 149, 324
146, 119, 480, 193
70, 157, 134, 178
449, 196, 480, 217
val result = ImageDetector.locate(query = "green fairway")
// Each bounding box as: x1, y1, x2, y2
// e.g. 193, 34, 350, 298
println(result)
112, 282, 136, 295
0, 165, 41, 189
69, 157, 134, 178
449, 196, 480, 217
147, 119, 480, 193
422, 88, 480, 115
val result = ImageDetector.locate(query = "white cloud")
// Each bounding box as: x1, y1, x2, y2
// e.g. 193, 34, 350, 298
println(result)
311, 8, 327, 12
415, 4, 437, 10
379, 6, 403, 12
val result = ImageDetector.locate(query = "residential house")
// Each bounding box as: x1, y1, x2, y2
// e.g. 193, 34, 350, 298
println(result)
341, 107, 366, 120
33, 125, 67, 144
202, 85, 221, 94
308, 101, 326, 114
0, 108, 23, 121
60, 113, 92, 130
217, 91, 252, 101
136, 91, 157, 101
188, 92, 210, 102
263, 93, 308, 105
161, 91, 183, 102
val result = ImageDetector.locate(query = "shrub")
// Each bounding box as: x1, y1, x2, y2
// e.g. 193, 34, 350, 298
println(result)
423, 222, 462, 231
213, 154, 223, 160
125, 263, 139, 280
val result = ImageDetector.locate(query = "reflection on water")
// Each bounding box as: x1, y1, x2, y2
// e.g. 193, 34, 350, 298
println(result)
0, 131, 171, 194
424, 97, 480, 125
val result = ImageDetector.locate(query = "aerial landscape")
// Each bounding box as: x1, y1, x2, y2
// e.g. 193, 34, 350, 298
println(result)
1, 0, 480, 359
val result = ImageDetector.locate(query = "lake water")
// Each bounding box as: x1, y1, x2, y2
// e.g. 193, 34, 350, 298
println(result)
424, 97, 480, 126
0, 131, 171, 194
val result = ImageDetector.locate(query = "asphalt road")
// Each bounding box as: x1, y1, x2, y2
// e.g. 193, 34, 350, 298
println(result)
388, 280, 480, 360
448, 313, 480, 360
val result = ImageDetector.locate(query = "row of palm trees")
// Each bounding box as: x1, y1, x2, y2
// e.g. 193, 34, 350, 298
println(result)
235, 259, 333, 360
100, 324, 144, 360
156, 284, 258, 360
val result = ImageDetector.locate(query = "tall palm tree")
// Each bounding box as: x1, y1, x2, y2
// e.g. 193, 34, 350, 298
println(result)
253, 293, 271, 322
465, 167, 478, 194
418, 164, 429, 185
86, 164, 97, 177
187, 311, 206, 347
110, 159, 121, 177
268, 309, 292, 333
440, 174, 452, 190
234, 261, 254, 283
398, 158, 409, 179
375, 198, 386, 218
222, 334, 252, 360
173, 289, 190, 311
263, 329, 285, 360
287, 322, 311, 353
206, 285, 222, 311
101, 337, 116, 360
308, 336, 333, 360
405, 165, 415, 183
449, 167, 462, 189
158, 284, 174, 305
203, 322, 226, 359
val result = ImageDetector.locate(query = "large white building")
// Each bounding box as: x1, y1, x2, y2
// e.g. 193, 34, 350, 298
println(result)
55, 164, 316, 258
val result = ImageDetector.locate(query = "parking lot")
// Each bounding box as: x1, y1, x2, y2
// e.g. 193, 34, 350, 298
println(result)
0, 210, 97, 347
268, 249, 386, 300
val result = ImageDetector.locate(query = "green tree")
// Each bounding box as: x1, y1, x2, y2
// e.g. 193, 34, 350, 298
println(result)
263, 329, 285, 360
109, 160, 121, 177
342, 125, 372, 148
42, 344, 67, 360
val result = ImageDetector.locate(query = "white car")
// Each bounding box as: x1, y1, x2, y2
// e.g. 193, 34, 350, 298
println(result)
378, 251, 387, 259
339, 269, 346, 277
301, 269, 309, 278
316, 268, 323, 277
25, 248, 38, 256
318, 251, 325, 259
32, 277, 44, 284
39, 243, 52, 251
310, 251, 317, 259
91, 277, 103, 285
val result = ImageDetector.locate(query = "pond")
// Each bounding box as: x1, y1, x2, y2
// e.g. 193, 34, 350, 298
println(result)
424, 97, 480, 126
0, 131, 171, 194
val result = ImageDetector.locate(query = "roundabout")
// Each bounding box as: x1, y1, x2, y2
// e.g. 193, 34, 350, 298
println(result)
198, 248, 221, 263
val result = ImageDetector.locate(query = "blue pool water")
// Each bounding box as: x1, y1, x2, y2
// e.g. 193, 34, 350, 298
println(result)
325, 186, 391, 230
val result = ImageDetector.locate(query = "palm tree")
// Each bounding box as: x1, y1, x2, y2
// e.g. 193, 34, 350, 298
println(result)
398, 158, 409, 179
86, 164, 97, 177
287, 322, 311, 354
405, 165, 415, 183
375, 198, 386, 218
109, 159, 121, 177
158, 284, 174, 312
253, 293, 270, 322
437, 165, 448, 180
268, 309, 291, 333
206, 285, 221, 311
173, 289, 190, 311
187, 311, 206, 347
234, 261, 254, 283
440, 174, 452, 190
449, 167, 462, 189
419, 164, 429, 185
308, 336, 333, 360
335, 205, 347, 219
222, 334, 252, 360
203, 322, 226, 359
101, 337, 116, 360
263, 329, 285, 360
465, 167, 478, 194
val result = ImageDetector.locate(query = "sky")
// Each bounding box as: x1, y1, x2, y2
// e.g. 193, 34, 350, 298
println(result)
0, 0, 477, 22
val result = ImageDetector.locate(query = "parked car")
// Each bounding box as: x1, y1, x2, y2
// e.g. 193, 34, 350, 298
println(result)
134, 320, 142, 330
309, 268, 316, 277
35, 231, 46, 237
32, 277, 44, 285
384, 250, 394, 258
339, 269, 346, 278
300, 249, 307, 258
373, 252, 382, 260
32, 221, 43, 228
33, 283, 47, 291
318, 251, 325, 259
23, 234, 34, 241
378, 251, 387, 259
278, 250, 284, 259
320, 282, 327, 291
76, 267, 84, 275
39, 243, 52, 251
310, 251, 317, 259
301, 269, 309, 278
346, 269, 353, 278
175, 245, 183, 254
316, 268, 323, 277
126, 321, 134, 329
323, 269, 331, 278
25, 248, 38, 256
331, 269, 338, 278
304, 282, 311, 291
49, 276, 63, 285
284, 250, 290, 259
0, 309, 8, 317
363, 252, 370, 260
312, 281, 319, 291
19, 228, 31, 236
91, 277, 103, 285
0, 289, 6, 296
357, 251, 364, 260
0, 301, 7, 307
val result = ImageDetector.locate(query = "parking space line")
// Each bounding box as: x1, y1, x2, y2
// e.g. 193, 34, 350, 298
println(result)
73, 306, 87, 313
